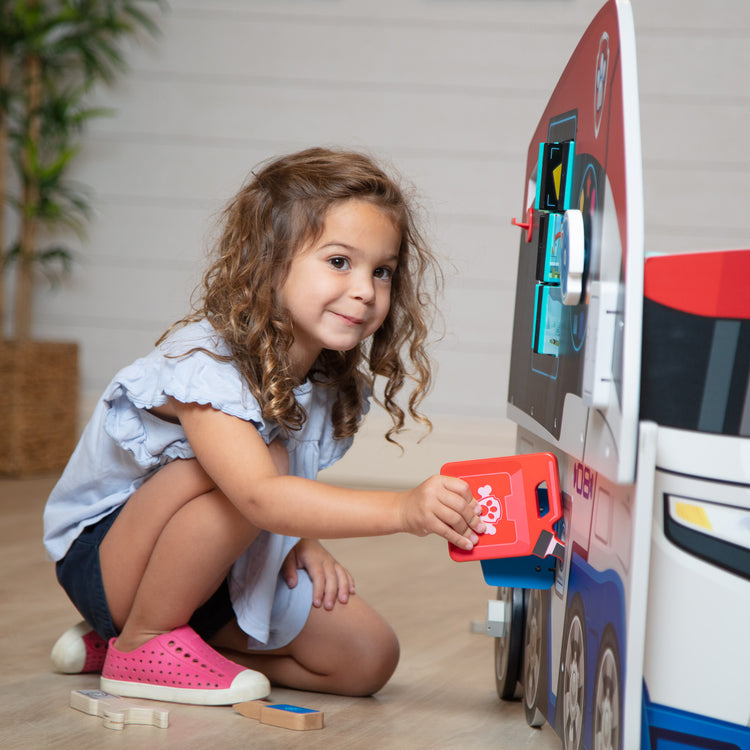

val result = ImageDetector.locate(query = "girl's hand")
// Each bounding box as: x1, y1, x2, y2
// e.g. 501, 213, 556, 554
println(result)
282, 538, 356, 611
399, 475, 485, 550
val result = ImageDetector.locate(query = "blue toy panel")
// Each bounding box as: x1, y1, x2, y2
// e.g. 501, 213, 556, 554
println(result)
481, 555, 556, 589
642, 691, 750, 750
548, 554, 626, 750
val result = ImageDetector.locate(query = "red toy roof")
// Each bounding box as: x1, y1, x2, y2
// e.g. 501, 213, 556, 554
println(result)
643, 249, 750, 319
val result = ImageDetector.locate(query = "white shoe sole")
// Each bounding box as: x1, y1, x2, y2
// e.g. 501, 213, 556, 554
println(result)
100, 669, 271, 706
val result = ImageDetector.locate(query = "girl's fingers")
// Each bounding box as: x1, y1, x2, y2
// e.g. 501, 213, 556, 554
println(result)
402, 476, 486, 547
335, 564, 354, 604
437, 479, 482, 522
297, 544, 354, 610
323, 561, 340, 610
319, 562, 352, 610
438, 492, 486, 538
469, 512, 486, 534
311, 568, 326, 608
281, 549, 300, 588
446, 526, 479, 550
436, 490, 486, 548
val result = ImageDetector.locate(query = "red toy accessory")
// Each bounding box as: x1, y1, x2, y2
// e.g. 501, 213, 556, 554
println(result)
442, 452, 564, 563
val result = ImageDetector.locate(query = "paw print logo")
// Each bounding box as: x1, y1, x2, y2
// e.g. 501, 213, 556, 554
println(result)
477, 485, 502, 536
594, 32, 609, 137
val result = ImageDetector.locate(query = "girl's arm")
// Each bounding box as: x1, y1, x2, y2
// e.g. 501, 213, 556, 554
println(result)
171, 398, 484, 551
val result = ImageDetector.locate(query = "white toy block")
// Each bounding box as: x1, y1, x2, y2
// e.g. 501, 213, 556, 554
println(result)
70, 689, 169, 730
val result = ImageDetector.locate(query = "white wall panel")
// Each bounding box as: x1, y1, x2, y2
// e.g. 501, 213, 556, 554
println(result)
90, 78, 543, 158
73, 140, 516, 214
637, 35, 750, 99
125, 9, 585, 91
68, 203, 214, 267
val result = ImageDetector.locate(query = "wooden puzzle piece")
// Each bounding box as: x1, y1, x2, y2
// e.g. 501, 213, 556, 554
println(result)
70, 689, 169, 730
234, 699, 324, 731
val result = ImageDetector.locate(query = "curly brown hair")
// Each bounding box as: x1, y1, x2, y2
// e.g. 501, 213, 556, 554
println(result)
162, 147, 442, 444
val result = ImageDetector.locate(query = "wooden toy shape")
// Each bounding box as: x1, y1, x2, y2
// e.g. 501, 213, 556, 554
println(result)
233, 698, 267, 720
234, 699, 324, 731
69, 689, 169, 730
442, 452, 564, 563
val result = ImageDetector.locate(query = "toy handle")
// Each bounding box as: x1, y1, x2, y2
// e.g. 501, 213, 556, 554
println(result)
531, 452, 563, 521
511, 206, 534, 242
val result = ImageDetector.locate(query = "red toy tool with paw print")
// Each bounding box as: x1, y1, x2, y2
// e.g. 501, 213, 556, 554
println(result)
442, 452, 564, 563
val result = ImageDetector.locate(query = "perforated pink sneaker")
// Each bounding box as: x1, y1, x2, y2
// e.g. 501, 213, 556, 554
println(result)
51, 621, 108, 674
100, 625, 270, 705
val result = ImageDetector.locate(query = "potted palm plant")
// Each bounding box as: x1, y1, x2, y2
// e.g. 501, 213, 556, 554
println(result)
0, 0, 162, 475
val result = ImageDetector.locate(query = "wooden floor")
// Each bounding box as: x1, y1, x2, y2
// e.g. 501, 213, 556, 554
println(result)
0, 474, 561, 750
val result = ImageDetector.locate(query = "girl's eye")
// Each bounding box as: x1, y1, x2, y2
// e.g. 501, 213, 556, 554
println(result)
328, 256, 350, 270
374, 266, 394, 280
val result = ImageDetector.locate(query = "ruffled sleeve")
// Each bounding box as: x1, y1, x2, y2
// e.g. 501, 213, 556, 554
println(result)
102, 320, 279, 469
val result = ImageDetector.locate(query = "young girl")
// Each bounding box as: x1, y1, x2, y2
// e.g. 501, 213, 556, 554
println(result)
43, 147, 484, 706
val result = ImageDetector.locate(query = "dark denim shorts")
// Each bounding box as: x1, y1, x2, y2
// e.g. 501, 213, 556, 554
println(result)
55, 504, 234, 642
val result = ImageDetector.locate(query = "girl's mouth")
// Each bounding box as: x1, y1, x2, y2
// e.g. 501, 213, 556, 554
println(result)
334, 312, 364, 326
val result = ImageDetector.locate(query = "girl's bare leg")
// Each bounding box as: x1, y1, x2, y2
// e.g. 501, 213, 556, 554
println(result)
99, 457, 260, 652
210, 595, 400, 697
99, 446, 398, 696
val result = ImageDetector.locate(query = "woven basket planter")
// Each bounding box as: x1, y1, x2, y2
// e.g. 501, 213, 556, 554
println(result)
0, 340, 78, 476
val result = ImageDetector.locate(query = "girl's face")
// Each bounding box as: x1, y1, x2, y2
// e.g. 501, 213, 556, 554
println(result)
279, 199, 401, 378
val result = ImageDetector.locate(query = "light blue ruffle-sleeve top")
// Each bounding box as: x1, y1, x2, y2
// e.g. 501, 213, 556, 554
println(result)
43, 318, 358, 648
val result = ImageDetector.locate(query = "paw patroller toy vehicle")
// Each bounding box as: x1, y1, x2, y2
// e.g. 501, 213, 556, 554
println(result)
441, 2, 750, 748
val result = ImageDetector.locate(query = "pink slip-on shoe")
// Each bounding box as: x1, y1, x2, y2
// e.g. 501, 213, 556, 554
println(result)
100, 625, 270, 705
51, 621, 108, 674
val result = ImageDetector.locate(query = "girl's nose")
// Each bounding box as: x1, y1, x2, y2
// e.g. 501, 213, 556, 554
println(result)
351, 273, 375, 303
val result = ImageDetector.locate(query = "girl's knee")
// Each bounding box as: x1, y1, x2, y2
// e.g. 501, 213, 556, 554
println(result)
165, 457, 215, 494
365, 625, 400, 695
343, 617, 400, 696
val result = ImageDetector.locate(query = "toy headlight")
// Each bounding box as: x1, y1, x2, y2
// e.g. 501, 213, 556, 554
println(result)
664, 494, 750, 581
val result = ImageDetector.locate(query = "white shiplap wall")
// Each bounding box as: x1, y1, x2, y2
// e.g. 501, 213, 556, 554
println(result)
16, 0, 750, 486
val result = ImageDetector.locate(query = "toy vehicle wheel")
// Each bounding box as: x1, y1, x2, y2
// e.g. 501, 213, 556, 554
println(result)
561, 596, 586, 750
494, 587, 524, 700
592, 627, 621, 750
523, 588, 546, 726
